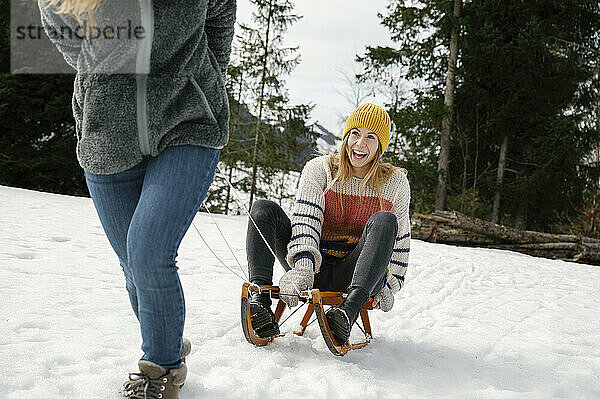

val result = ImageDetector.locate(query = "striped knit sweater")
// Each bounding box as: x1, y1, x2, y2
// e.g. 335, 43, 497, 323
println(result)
286, 155, 411, 294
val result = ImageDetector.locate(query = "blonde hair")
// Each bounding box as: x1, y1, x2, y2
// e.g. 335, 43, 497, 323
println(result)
44, 0, 104, 25
325, 133, 398, 211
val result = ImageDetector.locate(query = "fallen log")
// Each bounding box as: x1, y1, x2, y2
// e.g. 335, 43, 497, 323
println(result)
411, 211, 600, 266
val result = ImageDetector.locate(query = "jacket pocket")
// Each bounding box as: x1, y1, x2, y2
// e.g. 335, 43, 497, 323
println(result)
189, 76, 219, 126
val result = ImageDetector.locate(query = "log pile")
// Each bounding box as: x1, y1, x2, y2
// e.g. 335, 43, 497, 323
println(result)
411, 210, 600, 266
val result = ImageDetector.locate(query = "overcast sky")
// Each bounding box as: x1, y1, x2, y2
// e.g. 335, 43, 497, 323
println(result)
235, 0, 396, 136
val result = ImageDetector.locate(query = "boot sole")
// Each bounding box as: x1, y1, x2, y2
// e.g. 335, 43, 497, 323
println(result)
325, 308, 350, 345
250, 303, 280, 338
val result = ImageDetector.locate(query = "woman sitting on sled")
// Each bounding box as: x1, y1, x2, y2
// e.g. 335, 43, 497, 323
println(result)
246, 103, 411, 346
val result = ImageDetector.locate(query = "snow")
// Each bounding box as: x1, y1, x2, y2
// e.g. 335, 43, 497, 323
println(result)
1, 184, 599, 399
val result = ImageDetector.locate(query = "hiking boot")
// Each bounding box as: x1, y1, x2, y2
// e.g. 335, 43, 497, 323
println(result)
122, 339, 191, 395
121, 360, 187, 399
250, 290, 280, 338
325, 287, 369, 345
179, 338, 191, 388
181, 338, 191, 362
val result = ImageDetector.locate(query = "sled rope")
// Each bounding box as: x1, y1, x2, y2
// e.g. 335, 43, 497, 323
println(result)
191, 221, 247, 282
215, 164, 303, 296
277, 300, 307, 328
215, 165, 282, 267
202, 203, 249, 281
305, 316, 318, 329
354, 320, 367, 337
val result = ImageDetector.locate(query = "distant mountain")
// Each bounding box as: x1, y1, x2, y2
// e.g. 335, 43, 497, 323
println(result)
314, 123, 340, 154
314, 123, 338, 145
228, 99, 340, 166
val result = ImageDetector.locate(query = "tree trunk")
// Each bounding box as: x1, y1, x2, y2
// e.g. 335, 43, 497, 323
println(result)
593, 89, 600, 234
592, 189, 599, 235
460, 127, 468, 212
515, 201, 528, 230
473, 98, 479, 192
491, 134, 508, 224
249, 0, 273, 210
391, 84, 401, 154
411, 210, 600, 265
414, 211, 580, 244
224, 165, 233, 215
592, 141, 600, 234
225, 73, 244, 216
435, 0, 462, 211
279, 171, 285, 206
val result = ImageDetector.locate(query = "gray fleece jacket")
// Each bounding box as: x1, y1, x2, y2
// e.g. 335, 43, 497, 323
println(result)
38, 0, 236, 174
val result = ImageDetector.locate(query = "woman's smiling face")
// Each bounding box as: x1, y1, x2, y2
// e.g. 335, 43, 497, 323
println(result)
346, 126, 380, 177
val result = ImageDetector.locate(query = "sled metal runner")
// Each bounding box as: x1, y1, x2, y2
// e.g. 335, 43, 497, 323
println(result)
241, 283, 374, 356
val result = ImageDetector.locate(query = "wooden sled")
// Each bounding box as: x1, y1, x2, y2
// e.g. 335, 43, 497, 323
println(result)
241, 282, 374, 356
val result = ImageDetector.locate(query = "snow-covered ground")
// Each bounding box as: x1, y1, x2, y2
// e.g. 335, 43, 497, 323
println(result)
1, 185, 599, 399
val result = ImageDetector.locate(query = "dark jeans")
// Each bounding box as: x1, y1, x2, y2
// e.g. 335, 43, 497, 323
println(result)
246, 199, 398, 296
85, 145, 220, 370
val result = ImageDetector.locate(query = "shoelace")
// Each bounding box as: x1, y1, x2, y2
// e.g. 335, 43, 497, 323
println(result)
122, 373, 168, 399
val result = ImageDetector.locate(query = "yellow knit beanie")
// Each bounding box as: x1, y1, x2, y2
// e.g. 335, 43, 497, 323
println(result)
342, 103, 391, 154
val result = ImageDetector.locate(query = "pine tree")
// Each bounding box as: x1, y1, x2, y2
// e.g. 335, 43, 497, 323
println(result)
436, 0, 462, 211
0, 73, 87, 195
359, 0, 600, 231
456, 0, 600, 230
358, 0, 463, 214
1, 0, 86, 196
207, 13, 316, 215
236, 0, 301, 208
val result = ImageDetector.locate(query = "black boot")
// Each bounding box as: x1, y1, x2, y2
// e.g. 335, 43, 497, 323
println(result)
326, 287, 369, 345
250, 290, 280, 338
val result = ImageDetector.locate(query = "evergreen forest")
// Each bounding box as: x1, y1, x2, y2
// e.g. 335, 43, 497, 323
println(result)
1, 0, 599, 237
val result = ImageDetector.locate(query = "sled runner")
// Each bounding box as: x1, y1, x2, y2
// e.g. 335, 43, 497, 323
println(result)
241, 282, 374, 356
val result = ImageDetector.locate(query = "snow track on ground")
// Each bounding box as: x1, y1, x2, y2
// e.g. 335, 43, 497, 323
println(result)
1, 185, 599, 398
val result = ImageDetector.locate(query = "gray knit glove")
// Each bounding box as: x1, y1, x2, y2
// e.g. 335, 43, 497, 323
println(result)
279, 258, 314, 308
373, 284, 395, 312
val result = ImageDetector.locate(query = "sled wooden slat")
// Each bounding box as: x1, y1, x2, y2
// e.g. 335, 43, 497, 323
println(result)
294, 303, 314, 336
273, 298, 286, 323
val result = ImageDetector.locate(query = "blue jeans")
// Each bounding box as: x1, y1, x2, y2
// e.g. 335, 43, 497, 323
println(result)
85, 145, 220, 370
